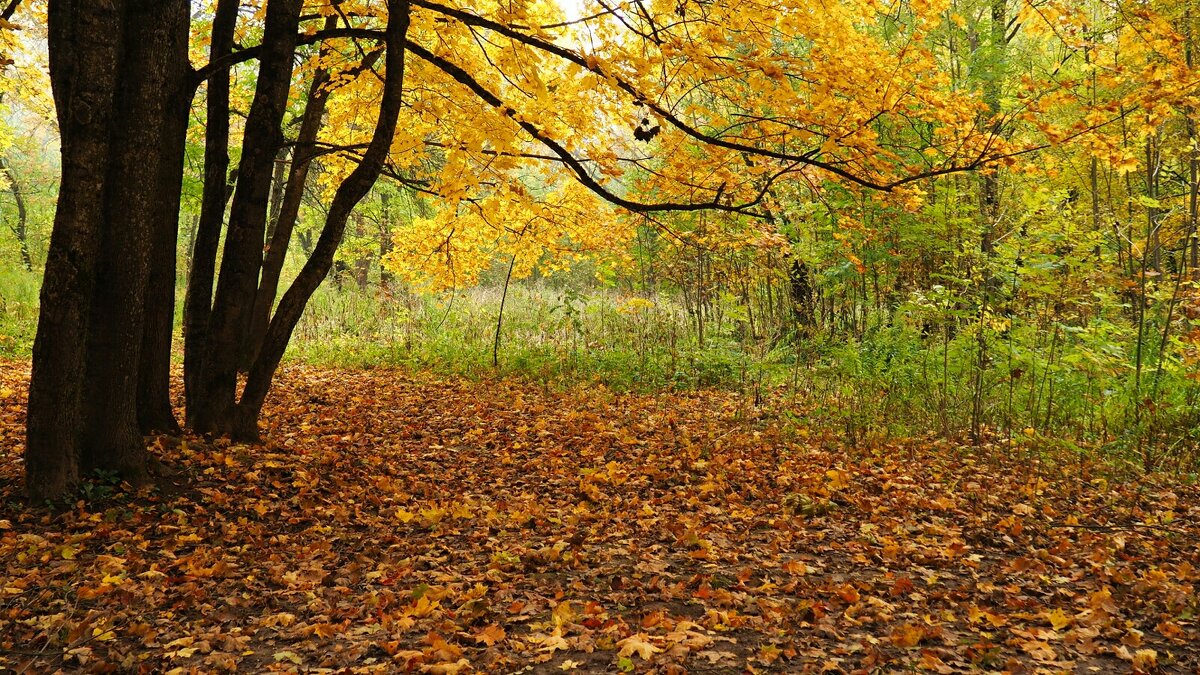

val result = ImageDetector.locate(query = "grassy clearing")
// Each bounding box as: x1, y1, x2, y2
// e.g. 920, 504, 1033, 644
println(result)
287, 280, 1200, 471
3, 268, 1198, 470
290, 282, 782, 393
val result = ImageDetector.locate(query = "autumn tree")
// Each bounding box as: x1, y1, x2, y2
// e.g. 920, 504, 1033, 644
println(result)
24, 0, 1061, 500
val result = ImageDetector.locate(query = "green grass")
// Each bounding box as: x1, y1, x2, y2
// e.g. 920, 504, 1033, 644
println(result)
286, 280, 1199, 470
0, 266, 38, 358
3, 268, 1197, 469
287, 282, 788, 392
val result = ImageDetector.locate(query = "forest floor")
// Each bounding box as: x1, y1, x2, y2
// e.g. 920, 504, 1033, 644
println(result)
1, 360, 1198, 674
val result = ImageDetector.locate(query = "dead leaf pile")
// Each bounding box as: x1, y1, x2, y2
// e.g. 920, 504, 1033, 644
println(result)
1, 361, 1197, 672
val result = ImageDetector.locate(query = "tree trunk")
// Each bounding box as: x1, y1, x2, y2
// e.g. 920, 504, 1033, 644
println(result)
0, 157, 31, 271
81, 0, 190, 477
1188, 8, 1199, 276
242, 18, 338, 369
25, 0, 125, 502
26, 0, 190, 501
353, 212, 370, 289
192, 0, 303, 435
379, 189, 393, 289
137, 0, 191, 435
265, 146, 289, 244
234, 0, 411, 440
183, 0, 239, 427
979, 0, 1007, 256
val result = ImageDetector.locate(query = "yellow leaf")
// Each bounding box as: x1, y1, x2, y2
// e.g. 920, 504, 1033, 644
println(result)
422, 659, 470, 674
890, 623, 924, 648
552, 600, 576, 627
616, 633, 662, 660
1046, 608, 1072, 631
1022, 640, 1056, 661
273, 650, 302, 665
409, 595, 441, 618
533, 627, 569, 653
1132, 648, 1158, 671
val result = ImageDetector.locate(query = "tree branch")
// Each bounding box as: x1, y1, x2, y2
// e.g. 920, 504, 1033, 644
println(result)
407, 41, 770, 217
191, 27, 383, 86
1, 0, 20, 21
409, 0, 1008, 191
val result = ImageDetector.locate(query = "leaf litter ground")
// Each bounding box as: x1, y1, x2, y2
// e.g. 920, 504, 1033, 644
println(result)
0, 361, 1197, 673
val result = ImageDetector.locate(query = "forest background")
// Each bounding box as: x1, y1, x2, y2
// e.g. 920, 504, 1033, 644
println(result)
1, 0, 1200, 671
5, 0, 1195, 465
1, 0, 1199, 470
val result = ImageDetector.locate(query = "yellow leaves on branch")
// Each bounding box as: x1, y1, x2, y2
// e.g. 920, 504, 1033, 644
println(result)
212, 0, 1200, 287
383, 180, 626, 292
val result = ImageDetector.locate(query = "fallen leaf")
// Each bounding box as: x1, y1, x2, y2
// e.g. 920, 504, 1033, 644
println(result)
616, 633, 662, 660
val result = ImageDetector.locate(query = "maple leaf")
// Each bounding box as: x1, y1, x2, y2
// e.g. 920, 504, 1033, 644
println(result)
421, 659, 471, 674
1021, 639, 1056, 662
890, 623, 924, 649
1045, 608, 1072, 631
272, 650, 303, 665
616, 633, 662, 660
825, 469, 850, 490
472, 624, 505, 646
532, 627, 570, 653
1131, 648, 1158, 672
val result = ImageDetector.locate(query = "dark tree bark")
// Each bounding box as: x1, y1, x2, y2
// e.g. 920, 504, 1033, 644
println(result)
788, 258, 814, 328
979, 0, 1009, 257
81, 0, 191, 476
192, 0, 304, 435
183, 0, 239, 427
26, 0, 190, 501
137, 0, 192, 435
233, 0, 411, 440
26, 0, 124, 501
242, 16, 338, 369
265, 147, 289, 243
379, 189, 394, 289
